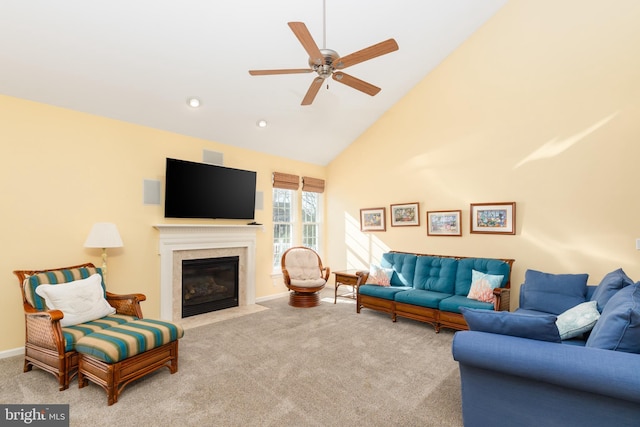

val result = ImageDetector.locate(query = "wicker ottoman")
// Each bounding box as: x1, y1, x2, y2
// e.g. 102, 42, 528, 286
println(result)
76, 319, 184, 405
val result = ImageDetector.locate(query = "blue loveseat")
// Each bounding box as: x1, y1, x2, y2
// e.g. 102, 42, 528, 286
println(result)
453, 268, 640, 427
356, 251, 515, 332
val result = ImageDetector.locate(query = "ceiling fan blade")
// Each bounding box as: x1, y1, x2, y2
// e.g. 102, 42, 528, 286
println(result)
334, 38, 399, 70
332, 72, 381, 96
301, 77, 324, 105
249, 68, 313, 76
288, 22, 324, 66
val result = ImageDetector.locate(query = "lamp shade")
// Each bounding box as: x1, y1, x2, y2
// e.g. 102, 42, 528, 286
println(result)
84, 222, 123, 248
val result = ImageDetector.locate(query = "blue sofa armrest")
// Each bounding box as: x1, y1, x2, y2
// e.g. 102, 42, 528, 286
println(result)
452, 331, 640, 427
453, 331, 640, 402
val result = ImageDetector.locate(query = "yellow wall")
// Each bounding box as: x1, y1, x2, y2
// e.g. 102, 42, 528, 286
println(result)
326, 0, 640, 300
3, 0, 640, 354
0, 95, 324, 352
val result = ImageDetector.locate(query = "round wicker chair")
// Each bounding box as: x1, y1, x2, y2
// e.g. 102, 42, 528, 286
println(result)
280, 246, 330, 307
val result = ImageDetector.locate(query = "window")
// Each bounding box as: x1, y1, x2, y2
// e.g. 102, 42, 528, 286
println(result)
272, 173, 325, 271
302, 191, 321, 252
273, 188, 295, 269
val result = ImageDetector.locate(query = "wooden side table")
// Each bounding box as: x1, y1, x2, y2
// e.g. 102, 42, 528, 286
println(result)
333, 270, 368, 304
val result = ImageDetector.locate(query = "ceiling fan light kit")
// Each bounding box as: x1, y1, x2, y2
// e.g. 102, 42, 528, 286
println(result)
249, 20, 398, 106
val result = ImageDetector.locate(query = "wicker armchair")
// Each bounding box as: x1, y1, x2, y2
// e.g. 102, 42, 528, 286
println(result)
13, 262, 146, 391
281, 246, 330, 307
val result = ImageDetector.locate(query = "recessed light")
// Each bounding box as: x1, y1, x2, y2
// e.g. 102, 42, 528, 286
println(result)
187, 98, 201, 108
256, 119, 268, 128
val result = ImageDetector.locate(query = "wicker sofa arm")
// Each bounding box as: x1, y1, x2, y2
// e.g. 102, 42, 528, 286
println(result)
23, 309, 66, 353
106, 292, 146, 318
493, 287, 511, 312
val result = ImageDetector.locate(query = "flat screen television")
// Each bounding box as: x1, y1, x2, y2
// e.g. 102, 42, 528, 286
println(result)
164, 157, 257, 220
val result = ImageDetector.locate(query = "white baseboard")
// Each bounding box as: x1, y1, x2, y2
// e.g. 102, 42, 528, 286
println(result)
255, 291, 289, 303
0, 347, 23, 359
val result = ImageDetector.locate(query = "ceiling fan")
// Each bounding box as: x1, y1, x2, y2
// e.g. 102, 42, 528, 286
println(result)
249, 21, 398, 105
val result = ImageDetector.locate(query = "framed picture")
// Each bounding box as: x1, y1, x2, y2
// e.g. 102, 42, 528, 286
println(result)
427, 210, 462, 236
470, 202, 516, 235
390, 202, 420, 227
360, 207, 386, 232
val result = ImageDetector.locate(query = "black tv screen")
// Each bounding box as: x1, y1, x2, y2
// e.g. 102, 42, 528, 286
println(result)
164, 158, 257, 220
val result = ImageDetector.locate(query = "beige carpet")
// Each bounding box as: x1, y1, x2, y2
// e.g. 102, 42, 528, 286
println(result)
0, 290, 463, 427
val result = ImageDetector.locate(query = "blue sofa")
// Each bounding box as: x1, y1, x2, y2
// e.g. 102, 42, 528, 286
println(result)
356, 251, 515, 331
453, 268, 640, 427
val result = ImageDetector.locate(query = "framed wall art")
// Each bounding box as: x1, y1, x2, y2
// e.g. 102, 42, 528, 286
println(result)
360, 207, 386, 232
390, 202, 420, 227
470, 202, 516, 235
427, 210, 462, 236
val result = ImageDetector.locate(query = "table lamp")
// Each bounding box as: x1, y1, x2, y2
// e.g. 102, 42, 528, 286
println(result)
84, 222, 123, 283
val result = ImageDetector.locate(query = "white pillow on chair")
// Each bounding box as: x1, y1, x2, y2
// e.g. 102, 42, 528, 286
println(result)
35, 273, 116, 326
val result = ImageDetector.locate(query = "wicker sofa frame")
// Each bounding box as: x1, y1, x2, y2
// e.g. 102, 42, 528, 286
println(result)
13, 262, 146, 391
357, 251, 515, 332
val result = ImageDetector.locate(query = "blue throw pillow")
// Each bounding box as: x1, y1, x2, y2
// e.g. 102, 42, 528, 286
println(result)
461, 307, 561, 343
520, 269, 588, 315
590, 268, 635, 312
586, 282, 640, 353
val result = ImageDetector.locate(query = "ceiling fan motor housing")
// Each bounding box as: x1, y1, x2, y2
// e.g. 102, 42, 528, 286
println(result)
310, 49, 339, 79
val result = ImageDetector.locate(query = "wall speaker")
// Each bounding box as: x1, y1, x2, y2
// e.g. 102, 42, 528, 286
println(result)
143, 179, 161, 205
203, 149, 223, 165
255, 191, 264, 210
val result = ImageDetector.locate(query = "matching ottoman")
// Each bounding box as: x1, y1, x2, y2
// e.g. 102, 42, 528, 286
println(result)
75, 318, 184, 405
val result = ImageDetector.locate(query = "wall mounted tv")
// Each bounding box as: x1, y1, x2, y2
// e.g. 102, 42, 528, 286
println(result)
164, 157, 257, 220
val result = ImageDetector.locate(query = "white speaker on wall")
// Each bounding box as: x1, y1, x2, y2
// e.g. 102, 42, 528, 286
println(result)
143, 179, 161, 205
203, 149, 223, 165
255, 191, 263, 210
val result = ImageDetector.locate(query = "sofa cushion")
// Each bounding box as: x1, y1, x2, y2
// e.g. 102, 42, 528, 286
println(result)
439, 295, 494, 314
556, 301, 600, 340
461, 307, 561, 343
586, 282, 640, 353
23, 266, 105, 310
35, 273, 116, 327
381, 253, 417, 287
365, 264, 394, 286
412, 256, 457, 294
75, 319, 184, 363
394, 289, 451, 309
467, 270, 504, 303
519, 269, 588, 315
358, 284, 412, 301
62, 314, 139, 352
454, 258, 511, 296
590, 268, 635, 312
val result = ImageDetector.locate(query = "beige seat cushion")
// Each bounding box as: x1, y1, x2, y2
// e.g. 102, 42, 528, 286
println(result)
290, 278, 327, 288
285, 248, 323, 280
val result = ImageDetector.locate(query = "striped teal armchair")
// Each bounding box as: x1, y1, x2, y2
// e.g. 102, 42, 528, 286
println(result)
13, 263, 145, 391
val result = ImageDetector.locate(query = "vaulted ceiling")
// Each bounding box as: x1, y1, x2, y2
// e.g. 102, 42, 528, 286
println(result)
1, 0, 507, 165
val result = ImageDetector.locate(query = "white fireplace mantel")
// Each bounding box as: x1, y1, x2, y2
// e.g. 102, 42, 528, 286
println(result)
154, 224, 261, 321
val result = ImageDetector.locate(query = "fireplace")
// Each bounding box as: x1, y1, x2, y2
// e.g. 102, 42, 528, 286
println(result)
154, 224, 260, 324
182, 256, 239, 318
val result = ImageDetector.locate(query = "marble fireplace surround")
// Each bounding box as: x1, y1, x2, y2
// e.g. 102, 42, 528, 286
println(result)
154, 224, 266, 328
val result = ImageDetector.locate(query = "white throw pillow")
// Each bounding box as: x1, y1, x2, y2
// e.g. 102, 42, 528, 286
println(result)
35, 274, 116, 327
365, 264, 394, 286
556, 300, 600, 340
467, 270, 504, 303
